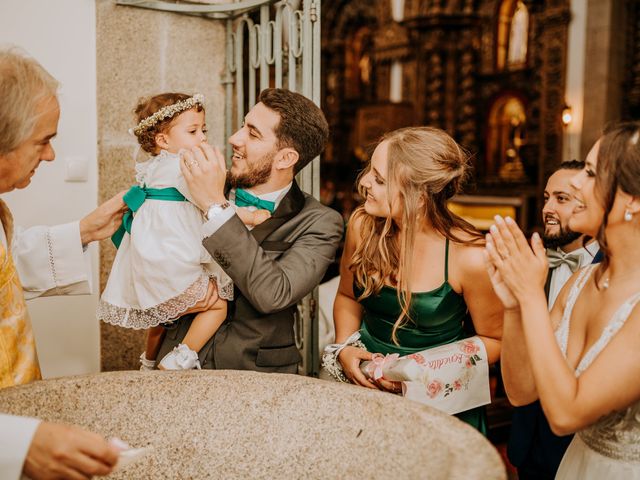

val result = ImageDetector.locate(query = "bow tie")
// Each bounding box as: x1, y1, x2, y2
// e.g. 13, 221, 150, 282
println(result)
546, 249, 582, 272
234, 188, 276, 213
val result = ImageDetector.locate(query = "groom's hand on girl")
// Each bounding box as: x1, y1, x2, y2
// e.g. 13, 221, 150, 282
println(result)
182, 281, 220, 315
180, 145, 227, 212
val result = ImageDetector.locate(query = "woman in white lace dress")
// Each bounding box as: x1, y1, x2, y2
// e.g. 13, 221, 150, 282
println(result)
98, 93, 269, 370
485, 122, 640, 478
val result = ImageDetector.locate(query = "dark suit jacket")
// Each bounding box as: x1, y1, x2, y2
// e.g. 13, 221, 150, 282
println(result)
158, 181, 344, 373
507, 401, 572, 478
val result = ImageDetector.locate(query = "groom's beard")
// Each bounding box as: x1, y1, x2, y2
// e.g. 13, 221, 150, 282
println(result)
228, 150, 274, 189
543, 224, 582, 249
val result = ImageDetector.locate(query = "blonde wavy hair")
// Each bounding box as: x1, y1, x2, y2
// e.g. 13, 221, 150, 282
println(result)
351, 127, 483, 343
0, 47, 59, 155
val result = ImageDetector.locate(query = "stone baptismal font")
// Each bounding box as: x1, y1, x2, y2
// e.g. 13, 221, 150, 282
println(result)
0, 370, 506, 479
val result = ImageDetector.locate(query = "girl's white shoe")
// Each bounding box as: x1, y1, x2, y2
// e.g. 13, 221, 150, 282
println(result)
158, 344, 201, 370
139, 352, 156, 371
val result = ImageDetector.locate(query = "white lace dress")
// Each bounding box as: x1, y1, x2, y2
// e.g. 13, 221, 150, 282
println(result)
97, 150, 233, 329
554, 264, 640, 479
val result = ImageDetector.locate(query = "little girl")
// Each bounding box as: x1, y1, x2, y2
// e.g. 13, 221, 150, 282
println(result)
97, 92, 269, 370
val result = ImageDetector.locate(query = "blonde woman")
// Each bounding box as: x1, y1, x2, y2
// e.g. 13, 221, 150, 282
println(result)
332, 127, 503, 433
486, 122, 640, 477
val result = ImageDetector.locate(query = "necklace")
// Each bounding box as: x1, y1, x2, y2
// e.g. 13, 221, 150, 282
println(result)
601, 268, 640, 289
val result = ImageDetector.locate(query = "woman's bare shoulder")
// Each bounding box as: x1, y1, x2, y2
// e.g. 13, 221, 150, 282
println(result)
345, 209, 367, 247
449, 230, 486, 270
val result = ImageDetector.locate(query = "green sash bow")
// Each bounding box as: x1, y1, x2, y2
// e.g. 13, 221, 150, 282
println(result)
111, 185, 187, 248
234, 188, 276, 213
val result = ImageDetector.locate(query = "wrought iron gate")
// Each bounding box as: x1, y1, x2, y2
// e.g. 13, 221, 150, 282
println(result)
116, 0, 323, 376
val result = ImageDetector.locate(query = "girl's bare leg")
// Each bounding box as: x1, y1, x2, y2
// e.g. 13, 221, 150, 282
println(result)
182, 299, 227, 352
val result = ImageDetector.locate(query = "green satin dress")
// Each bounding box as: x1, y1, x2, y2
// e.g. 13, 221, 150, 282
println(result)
356, 239, 487, 434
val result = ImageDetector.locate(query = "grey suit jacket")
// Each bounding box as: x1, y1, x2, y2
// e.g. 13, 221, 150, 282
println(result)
158, 181, 344, 373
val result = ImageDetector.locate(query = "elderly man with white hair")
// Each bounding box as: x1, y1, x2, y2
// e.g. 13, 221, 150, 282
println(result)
0, 47, 124, 480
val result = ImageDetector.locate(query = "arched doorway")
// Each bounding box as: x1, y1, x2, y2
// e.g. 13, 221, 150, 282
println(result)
486, 94, 528, 182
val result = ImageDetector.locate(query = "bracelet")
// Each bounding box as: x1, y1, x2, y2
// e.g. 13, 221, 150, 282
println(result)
322, 331, 367, 383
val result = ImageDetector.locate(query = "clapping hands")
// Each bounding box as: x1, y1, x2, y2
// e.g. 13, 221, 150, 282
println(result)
484, 215, 548, 310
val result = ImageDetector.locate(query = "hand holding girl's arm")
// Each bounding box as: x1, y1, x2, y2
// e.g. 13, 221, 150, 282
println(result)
79, 191, 126, 245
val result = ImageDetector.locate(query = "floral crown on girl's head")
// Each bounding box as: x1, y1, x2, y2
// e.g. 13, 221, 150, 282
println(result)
129, 93, 205, 136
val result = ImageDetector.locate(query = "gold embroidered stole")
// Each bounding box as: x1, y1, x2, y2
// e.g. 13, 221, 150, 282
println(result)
0, 199, 41, 388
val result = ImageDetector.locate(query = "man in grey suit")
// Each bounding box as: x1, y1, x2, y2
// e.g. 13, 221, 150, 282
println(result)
157, 88, 344, 373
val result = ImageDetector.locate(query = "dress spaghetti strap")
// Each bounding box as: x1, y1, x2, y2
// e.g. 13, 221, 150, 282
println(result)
444, 238, 450, 282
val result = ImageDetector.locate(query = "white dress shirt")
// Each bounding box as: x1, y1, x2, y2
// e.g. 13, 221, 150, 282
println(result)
202, 183, 292, 237
548, 241, 599, 309
0, 414, 40, 480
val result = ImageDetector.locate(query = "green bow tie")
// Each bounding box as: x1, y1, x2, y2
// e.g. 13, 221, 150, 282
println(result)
546, 248, 582, 273
234, 188, 276, 213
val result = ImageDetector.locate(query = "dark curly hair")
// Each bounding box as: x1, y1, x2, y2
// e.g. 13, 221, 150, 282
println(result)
133, 92, 204, 154
258, 88, 329, 173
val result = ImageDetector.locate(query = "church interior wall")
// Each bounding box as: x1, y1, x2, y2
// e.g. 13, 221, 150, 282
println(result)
1, 0, 636, 376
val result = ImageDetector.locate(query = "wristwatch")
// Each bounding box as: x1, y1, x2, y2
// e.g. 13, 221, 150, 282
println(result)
205, 200, 231, 220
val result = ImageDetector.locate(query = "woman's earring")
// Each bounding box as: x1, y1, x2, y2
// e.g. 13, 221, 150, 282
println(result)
624, 209, 633, 222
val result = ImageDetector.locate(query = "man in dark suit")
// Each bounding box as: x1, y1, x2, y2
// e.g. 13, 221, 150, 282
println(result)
156, 88, 344, 373
507, 159, 599, 479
